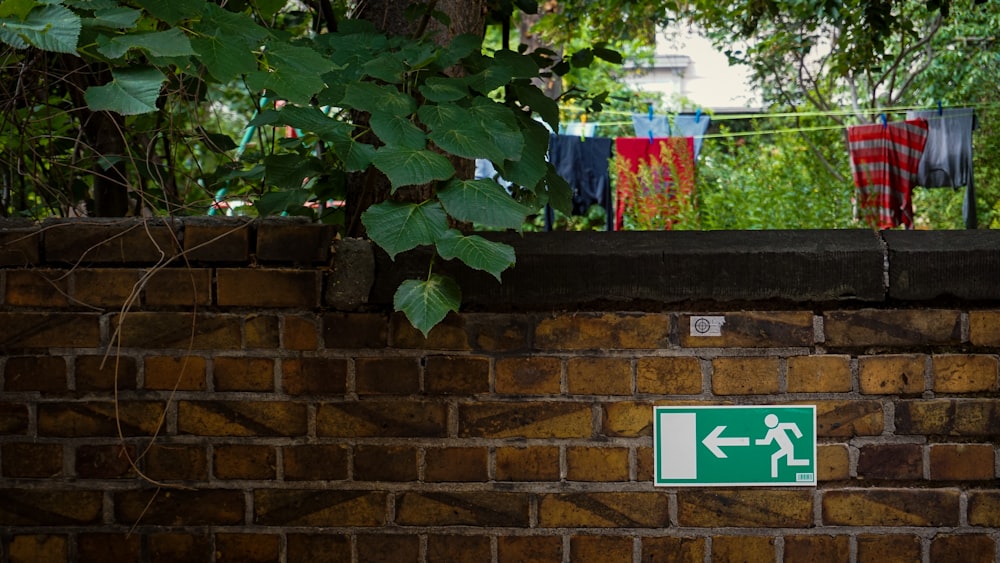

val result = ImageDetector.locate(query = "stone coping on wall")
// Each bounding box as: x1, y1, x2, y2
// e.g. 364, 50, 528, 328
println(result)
2, 218, 999, 309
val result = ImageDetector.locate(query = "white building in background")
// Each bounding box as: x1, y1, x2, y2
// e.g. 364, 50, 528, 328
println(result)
625, 27, 760, 112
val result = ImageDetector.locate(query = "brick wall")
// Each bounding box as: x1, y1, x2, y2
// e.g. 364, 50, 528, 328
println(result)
1, 218, 998, 563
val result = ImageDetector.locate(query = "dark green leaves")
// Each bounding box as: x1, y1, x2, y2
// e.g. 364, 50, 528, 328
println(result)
84, 67, 165, 114
361, 201, 449, 259
0, 4, 81, 53
394, 274, 461, 337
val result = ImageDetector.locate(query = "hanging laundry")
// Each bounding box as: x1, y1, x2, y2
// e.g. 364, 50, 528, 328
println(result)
847, 119, 928, 229
631, 114, 671, 138
630, 113, 711, 160
614, 137, 696, 230
474, 159, 512, 191
547, 134, 615, 229
561, 121, 597, 137
905, 107, 977, 229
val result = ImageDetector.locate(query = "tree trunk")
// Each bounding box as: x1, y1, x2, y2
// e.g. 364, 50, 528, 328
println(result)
345, 0, 487, 237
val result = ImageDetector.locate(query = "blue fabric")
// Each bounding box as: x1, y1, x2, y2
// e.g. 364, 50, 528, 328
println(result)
631, 113, 711, 159
547, 134, 614, 229
905, 108, 977, 228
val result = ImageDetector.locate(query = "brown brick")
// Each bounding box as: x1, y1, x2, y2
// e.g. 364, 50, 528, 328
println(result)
281, 357, 347, 395
424, 356, 489, 394
77, 533, 140, 563
680, 311, 813, 347
570, 535, 632, 563
75, 355, 137, 391
540, 492, 669, 527
356, 357, 420, 395
3, 443, 63, 478
356, 534, 419, 563
859, 354, 926, 395
8, 535, 67, 563
0, 402, 30, 434
37, 401, 164, 437
182, 220, 250, 261
317, 401, 447, 437
178, 400, 306, 437
678, 490, 812, 527
711, 356, 780, 395
566, 446, 629, 482
0, 227, 40, 266
498, 536, 562, 563
969, 310, 1000, 346
896, 399, 1000, 436
214, 357, 274, 392
496, 356, 561, 394
142, 267, 212, 306
323, 313, 388, 348
712, 536, 775, 563
425, 447, 488, 482
0, 490, 102, 525
214, 444, 276, 480
0, 312, 101, 349
856, 534, 922, 563
824, 309, 961, 347
144, 355, 207, 391
283, 444, 348, 481
75, 444, 135, 479
256, 219, 333, 263
392, 312, 471, 350
815, 400, 884, 436
932, 354, 999, 393
822, 489, 960, 526
636, 446, 655, 482
603, 401, 655, 437
427, 535, 491, 563
784, 534, 850, 561
496, 446, 560, 481
459, 401, 591, 438
148, 533, 212, 563
143, 443, 207, 481
283, 315, 318, 350
215, 533, 279, 563
354, 444, 417, 481
217, 268, 319, 307
636, 357, 701, 395
641, 537, 706, 563
72, 268, 140, 308
4, 269, 69, 307
466, 313, 532, 352
857, 444, 923, 480
929, 444, 995, 480
43, 220, 179, 264
787, 355, 852, 393
395, 492, 529, 526
536, 312, 670, 350
968, 491, 1000, 526
4, 356, 67, 393
929, 534, 995, 563
286, 534, 350, 563
254, 490, 386, 526
245, 315, 279, 348
113, 312, 241, 349
817, 444, 850, 481
567, 357, 631, 395
115, 489, 244, 526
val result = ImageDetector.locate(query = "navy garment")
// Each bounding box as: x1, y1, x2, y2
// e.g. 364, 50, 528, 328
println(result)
547, 134, 614, 230
905, 108, 977, 228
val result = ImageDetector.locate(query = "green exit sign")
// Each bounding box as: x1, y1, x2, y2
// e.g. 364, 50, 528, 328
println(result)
654, 405, 817, 487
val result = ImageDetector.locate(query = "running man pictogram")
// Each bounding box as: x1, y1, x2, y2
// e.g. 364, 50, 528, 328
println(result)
755, 413, 810, 478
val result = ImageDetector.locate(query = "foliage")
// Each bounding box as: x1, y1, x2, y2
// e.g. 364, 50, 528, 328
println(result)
614, 139, 698, 230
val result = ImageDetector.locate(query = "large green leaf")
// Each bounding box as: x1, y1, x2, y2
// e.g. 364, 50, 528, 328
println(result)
370, 111, 426, 150
263, 154, 324, 190
192, 31, 258, 81
394, 274, 461, 337
494, 49, 540, 78
331, 136, 375, 172
512, 82, 559, 131
466, 98, 524, 161
371, 145, 455, 190
437, 178, 531, 230
363, 51, 405, 84
254, 188, 311, 216
419, 77, 468, 102
85, 7, 141, 29
273, 105, 352, 143
0, 0, 35, 21
544, 164, 573, 215
132, 0, 205, 24
341, 82, 416, 117
361, 200, 449, 259
435, 230, 515, 282
499, 117, 549, 188
465, 62, 513, 94
418, 103, 504, 162
0, 4, 81, 53
97, 28, 194, 59
247, 40, 335, 105
83, 67, 165, 115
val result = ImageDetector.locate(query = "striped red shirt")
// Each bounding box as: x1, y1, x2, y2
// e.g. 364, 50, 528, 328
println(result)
847, 119, 929, 229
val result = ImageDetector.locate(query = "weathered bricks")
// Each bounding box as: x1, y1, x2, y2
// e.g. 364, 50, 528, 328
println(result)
677, 490, 813, 527
395, 492, 529, 526
317, 401, 447, 437
459, 402, 592, 438
535, 312, 670, 350
0, 489, 103, 525
177, 401, 307, 436
679, 311, 813, 347
711, 356, 780, 394
786, 355, 852, 392
895, 399, 1000, 435
538, 492, 669, 527
822, 489, 960, 526
636, 356, 702, 394
216, 268, 320, 307
254, 490, 387, 526
824, 309, 962, 347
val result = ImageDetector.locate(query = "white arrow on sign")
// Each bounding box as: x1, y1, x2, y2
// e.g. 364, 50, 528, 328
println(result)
702, 425, 750, 458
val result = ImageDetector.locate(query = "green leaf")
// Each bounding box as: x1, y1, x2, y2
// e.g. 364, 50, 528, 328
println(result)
465, 63, 513, 94
544, 164, 573, 215
512, 82, 559, 131
371, 145, 455, 190
83, 67, 165, 115
341, 82, 416, 117
494, 49, 540, 78
418, 103, 504, 162
394, 274, 461, 337
331, 136, 375, 172
190, 4, 268, 80
263, 154, 324, 190
252, 0, 286, 21
132, 0, 205, 24
0, 0, 36, 21
85, 7, 141, 29
97, 28, 194, 59
363, 52, 405, 83
499, 117, 549, 187
254, 188, 311, 216
247, 40, 335, 105
361, 200, 449, 259
592, 45, 623, 64
570, 48, 594, 68
0, 4, 81, 53
466, 98, 524, 161
370, 111, 426, 150
419, 76, 468, 102
435, 230, 515, 282
437, 178, 531, 230
273, 105, 352, 143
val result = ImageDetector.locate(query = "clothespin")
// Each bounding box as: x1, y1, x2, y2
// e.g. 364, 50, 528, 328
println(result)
580, 113, 587, 142
695, 108, 702, 123
937, 100, 943, 116
880, 113, 887, 128
647, 103, 655, 144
